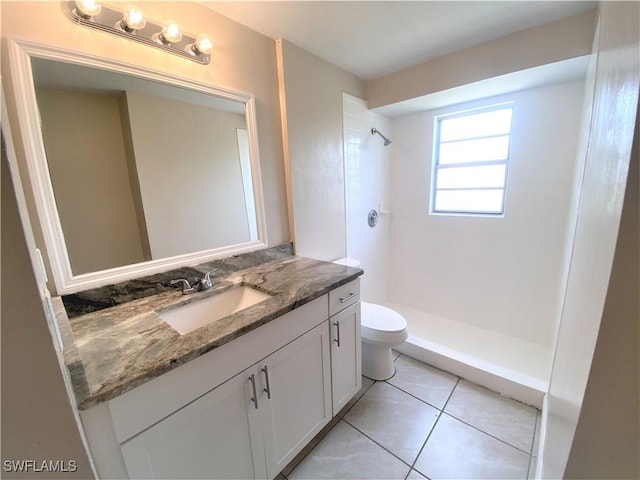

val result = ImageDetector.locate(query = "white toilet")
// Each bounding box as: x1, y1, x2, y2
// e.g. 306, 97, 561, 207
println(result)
333, 258, 408, 380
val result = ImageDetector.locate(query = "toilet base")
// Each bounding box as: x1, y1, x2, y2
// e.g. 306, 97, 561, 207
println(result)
362, 341, 395, 380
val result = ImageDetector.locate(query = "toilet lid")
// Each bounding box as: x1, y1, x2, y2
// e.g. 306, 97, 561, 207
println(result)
361, 302, 407, 333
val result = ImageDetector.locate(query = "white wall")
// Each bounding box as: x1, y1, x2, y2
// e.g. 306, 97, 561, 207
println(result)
343, 94, 391, 303
124, 91, 250, 259
540, 2, 640, 477
388, 81, 584, 347
277, 39, 366, 261
564, 116, 638, 479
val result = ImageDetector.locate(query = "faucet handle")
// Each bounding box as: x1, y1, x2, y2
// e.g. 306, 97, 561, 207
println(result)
170, 278, 195, 295
197, 271, 214, 291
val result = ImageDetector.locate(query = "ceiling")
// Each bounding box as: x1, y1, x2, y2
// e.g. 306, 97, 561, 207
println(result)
32, 58, 246, 113
200, 1, 597, 80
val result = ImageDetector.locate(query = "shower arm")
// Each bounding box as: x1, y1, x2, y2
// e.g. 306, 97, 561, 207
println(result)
371, 128, 392, 146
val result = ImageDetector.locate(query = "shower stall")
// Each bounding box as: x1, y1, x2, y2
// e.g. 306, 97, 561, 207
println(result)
343, 78, 588, 407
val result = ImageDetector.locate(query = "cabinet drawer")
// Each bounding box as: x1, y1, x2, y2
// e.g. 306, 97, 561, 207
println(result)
329, 279, 360, 316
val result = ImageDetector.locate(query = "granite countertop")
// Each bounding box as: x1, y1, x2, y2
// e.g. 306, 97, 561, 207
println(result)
55, 255, 362, 410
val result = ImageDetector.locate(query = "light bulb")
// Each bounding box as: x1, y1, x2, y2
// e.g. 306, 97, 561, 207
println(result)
193, 34, 213, 55
121, 5, 146, 31
75, 0, 101, 18
160, 20, 182, 44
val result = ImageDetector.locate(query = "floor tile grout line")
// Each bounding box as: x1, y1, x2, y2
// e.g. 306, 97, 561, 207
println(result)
457, 377, 540, 411
530, 409, 540, 456
341, 416, 416, 471
347, 373, 438, 480
288, 355, 535, 480
385, 354, 460, 410
443, 375, 537, 457
339, 377, 378, 419
393, 353, 462, 382
280, 418, 338, 478
405, 377, 461, 480
526, 410, 541, 480
440, 375, 461, 417
389, 360, 538, 420
441, 410, 534, 457
395, 352, 466, 381
286, 377, 385, 478
383, 379, 454, 413
361, 370, 532, 474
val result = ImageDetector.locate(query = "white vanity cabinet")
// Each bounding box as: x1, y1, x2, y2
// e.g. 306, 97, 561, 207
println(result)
121, 368, 264, 479
80, 285, 360, 480
120, 321, 332, 479
329, 280, 362, 414
258, 321, 332, 478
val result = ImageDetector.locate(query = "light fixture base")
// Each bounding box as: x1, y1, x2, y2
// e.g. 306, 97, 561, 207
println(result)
64, 1, 210, 65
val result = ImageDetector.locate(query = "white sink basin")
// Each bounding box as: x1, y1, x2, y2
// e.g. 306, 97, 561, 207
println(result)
159, 286, 272, 335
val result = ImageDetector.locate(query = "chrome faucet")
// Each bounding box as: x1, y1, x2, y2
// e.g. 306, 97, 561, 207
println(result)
170, 278, 195, 295
170, 272, 214, 295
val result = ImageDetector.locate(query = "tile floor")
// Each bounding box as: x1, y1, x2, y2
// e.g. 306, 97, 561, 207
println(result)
281, 352, 541, 480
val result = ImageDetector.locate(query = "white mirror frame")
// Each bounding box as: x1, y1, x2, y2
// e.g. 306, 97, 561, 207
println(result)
7, 38, 268, 294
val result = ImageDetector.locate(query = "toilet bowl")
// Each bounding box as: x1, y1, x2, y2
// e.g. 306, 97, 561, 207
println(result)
333, 258, 408, 380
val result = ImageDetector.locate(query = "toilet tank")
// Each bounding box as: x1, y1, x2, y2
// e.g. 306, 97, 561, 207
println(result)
332, 258, 362, 268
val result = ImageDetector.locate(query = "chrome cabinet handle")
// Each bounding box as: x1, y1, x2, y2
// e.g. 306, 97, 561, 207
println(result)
261, 365, 271, 399
339, 292, 356, 304
333, 321, 341, 347
248, 374, 258, 409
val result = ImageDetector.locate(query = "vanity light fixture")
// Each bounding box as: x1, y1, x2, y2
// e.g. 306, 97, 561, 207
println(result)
188, 33, 214, 56
74, 0, 101, 19
157, 20, 182, 45
65, 1, 211, 65
119, 5, 146, 33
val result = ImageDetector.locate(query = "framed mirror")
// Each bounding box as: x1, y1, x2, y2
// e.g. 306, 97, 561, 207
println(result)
7, 39, 268, 294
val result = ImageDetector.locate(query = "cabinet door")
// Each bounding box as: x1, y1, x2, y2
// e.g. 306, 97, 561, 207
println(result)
120, 370, 266, 479
259, 321, 332, 478
330, 302, 362, 414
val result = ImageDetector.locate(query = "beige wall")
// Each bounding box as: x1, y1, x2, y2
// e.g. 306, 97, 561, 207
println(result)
277, 39, 366, 261
124, 91, 250, 258
367, 9, 597, 109
1, 0, 289, 286
36, 88, 146, 274
118, 94, 153, 261
1, 132, 94, 479
563, 111, 639, 479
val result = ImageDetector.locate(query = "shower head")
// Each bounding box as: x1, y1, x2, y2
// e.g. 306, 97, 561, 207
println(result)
371, 128, 392, 146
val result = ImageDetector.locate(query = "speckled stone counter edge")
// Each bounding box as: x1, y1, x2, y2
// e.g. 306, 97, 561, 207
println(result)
53, 248, 362, 410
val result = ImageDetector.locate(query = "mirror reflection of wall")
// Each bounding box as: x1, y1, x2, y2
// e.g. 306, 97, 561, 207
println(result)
32, 58, 257, 276
37, 88, 147, 274
122, 91, 251, 260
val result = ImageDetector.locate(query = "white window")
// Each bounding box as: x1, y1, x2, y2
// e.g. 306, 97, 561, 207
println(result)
431, 104, 513, 216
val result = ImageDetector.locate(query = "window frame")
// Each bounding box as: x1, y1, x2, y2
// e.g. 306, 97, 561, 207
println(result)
430, 102, 514, 217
